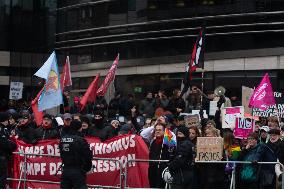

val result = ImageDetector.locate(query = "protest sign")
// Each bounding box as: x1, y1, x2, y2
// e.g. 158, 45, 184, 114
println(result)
196, 137, 223, 161
221, 106, 244, 129
185, 114, 200, 127
12, 134, 149, 189
252, 91, 284, 118
9, 82, 23, 100
242, 86, 253, 114
209, 101, 218, 116
233, 117, 255, 139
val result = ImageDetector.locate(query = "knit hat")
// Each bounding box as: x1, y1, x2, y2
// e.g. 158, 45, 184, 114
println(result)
20, 110, 30, 119
177, 125, 189, 138
70, 120, 82, 131
81, 116, 90, 125
0, 112, 9, 122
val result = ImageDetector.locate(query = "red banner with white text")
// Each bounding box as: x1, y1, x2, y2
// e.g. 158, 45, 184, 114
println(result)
11, 134, 149, 189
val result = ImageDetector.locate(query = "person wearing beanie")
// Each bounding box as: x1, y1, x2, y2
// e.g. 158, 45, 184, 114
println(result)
104, 119, 121, 140
80, 116, 91, 137
88, 111, 108, 140
35, 114, 59, 140
254, 128, 283, 189
0, 111, 17, 188
7, 111, 19, 136
15, 110, 38, 144
168, 125, 195, 189
59, 119, 92, 189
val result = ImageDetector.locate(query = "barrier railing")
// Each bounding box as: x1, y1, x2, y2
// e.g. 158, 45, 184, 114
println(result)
8, 153, 284, 189
124, 159, 284, 189
7, 152, 123, 189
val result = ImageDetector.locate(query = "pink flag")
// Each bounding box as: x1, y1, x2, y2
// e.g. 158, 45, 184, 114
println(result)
97, 54, 119, 96
249, 73, 276, 110
60, 56, 72, 91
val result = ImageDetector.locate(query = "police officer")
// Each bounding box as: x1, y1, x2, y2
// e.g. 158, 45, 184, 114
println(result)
0, 112, 17, 188
59, 120, 92, 189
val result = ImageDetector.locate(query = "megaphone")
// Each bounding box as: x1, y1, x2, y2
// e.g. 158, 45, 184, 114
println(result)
214, 86, 226, 97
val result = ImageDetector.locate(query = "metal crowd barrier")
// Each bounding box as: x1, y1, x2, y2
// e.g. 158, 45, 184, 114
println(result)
124, 159, 284, 189
7, 152, 123, 189
7, 153, 284, 189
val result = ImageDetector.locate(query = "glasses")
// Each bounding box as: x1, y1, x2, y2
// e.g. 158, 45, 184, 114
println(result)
247, 137, 256, 140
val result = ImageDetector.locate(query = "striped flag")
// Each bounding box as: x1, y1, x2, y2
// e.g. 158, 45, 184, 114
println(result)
97, 54, 119, 96
181, 27, 205, 95
163, 128, 177, 148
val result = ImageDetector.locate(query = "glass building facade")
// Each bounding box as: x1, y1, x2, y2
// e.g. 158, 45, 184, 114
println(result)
55, 0, 284, 99
0, 0, 57, 99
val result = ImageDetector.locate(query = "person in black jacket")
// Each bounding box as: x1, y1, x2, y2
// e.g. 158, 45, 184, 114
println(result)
15, 110, 38, 144
168, 126, 195, 189
0, 112, 17, 188
255, 128, 282, 189
88, 111, 108, 141
104, 119, 120, 140
148, 122, 171, 188
35, 114, 59, 140
59, 120, 92, 189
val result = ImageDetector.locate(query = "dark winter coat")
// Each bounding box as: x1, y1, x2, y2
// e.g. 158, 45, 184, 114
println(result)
148, 139, 170, 188
168, 139, 195, 186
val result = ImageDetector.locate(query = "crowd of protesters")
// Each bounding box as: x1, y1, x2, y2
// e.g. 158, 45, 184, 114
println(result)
1, 87, 284, 189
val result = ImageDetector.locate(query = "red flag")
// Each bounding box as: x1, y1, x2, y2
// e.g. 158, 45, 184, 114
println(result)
60, 56, 72, 91
80, 74, 100, 111
97, 54, 119, 96
31, 88, 44, 126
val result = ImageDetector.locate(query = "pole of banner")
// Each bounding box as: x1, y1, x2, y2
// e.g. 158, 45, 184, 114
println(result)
200, 68, 204, 110
279, 163, 284, 189
23, 154, 27, 189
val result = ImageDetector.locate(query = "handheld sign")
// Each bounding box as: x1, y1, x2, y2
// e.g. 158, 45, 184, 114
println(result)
9, 82, 23, 100
233, 117, 255, 139
221, 106, 244, 129
196, 137, 223, 161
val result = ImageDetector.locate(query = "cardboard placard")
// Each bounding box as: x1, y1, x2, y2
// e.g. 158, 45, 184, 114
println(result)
9, 82, 23, 100
196, 137, 223, 161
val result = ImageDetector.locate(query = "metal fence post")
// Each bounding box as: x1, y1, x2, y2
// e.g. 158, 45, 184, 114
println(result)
281, 163, 284, 189
23, 153, 27, 189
